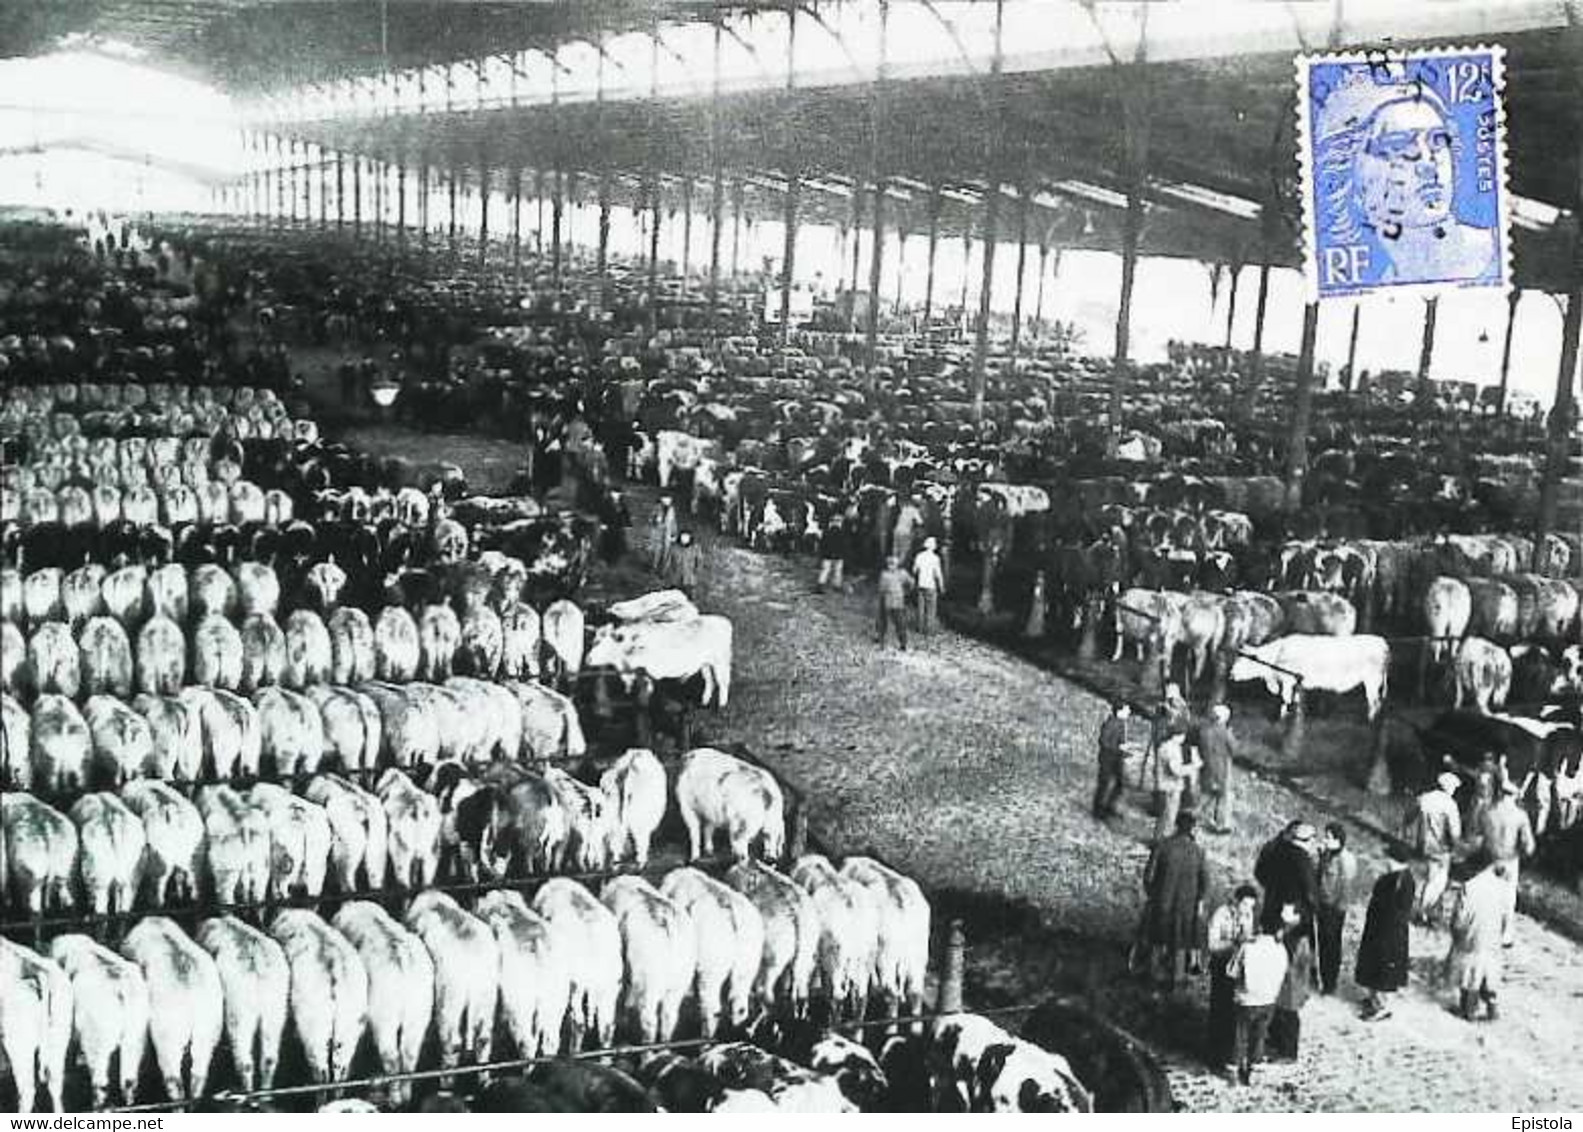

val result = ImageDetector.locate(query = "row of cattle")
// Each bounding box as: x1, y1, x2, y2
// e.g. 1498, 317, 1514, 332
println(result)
0, 674, 585, 803
0, 848, 934, 1112
0, 744, 785, 919
1, 555, 734, 697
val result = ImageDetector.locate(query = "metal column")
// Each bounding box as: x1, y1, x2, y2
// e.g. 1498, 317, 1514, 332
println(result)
731, 180, 743, 279
1416, 296, 1439, 402
274, 134, 286, 226
514, 169, 525, 285
1223, 262, 1241, 348
865, 181, 887, 370
971, 186, 1001, 421
1496, 290, 1522, 415
336, 151, 345, 229
1284, 301, 1320, 512
479, 163, 491, 267
397, 160, 407, 245
352, 154, 362, 236
707, 18, 726, 324
681, 179, 694, 285
1342, 301, 1362, 391
448, 169, 458, 249
848, 187, 865, 330
780, 175, 801, 347
647, 178, 661, 313
1536, 74, 1583, 563
922, 187, 941, 329
553, 167, 565, 289
1009, 192, 1030, 373
597, 175, 611, 307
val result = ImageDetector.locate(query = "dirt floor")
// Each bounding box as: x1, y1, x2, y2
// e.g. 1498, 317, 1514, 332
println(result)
290, 345, 1583, 1112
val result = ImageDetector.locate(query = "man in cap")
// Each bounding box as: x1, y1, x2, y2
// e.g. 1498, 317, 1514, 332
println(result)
1403, 770, 1463, 924
1254, 821, 1320, 936
1197, 702, 1238, 834
1094, 700, 1132, 821
649, 494, 678, 576
912, 535, 945, 634
1477, 778, 1536, 948
1315, 823, 1358, 995
1446, 861, 1511, 1021
892, 492, 925, 565
1138, 811, 1209, 990
874, 554, 912, 650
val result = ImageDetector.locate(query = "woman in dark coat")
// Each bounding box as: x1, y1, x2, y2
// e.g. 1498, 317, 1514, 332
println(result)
1137, 812, 1209, 989
1354, 843, 1417, 1021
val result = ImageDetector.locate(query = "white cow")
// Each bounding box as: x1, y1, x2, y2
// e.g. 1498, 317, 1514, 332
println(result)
1228, 633, 1391, 720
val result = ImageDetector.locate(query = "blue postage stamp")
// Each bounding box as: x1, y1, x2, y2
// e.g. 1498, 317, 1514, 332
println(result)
1297, 46, 1511, 301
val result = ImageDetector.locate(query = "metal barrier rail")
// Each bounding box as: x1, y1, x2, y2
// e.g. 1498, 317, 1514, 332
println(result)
104, 1003, 1043, 1114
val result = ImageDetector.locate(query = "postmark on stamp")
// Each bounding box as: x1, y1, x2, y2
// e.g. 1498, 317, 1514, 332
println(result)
1296, 45, 1510, 301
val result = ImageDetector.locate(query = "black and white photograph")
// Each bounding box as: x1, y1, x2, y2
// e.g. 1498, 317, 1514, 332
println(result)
0, 0, 1580, 1116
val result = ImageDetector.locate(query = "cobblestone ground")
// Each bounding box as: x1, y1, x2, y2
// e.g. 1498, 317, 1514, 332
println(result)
294, 357, 1583, 1109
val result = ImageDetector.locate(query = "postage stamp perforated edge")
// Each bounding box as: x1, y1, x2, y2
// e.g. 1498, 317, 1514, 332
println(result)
1294, 43, 1514, 304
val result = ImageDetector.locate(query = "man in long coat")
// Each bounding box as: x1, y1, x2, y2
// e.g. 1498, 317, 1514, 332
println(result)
1445, 861, 1510, 1021
1139, 811, 1210, 989
1355, 842, 1417, 1021
1254, 821, 1320, 935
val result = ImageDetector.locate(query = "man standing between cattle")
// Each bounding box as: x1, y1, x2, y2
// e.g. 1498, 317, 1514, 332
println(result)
1404, 771, 1463, 924
1093, 701, 1132, 821
875, 554, 913, 650
912, 536, 944, 635
1197, 703, 1237, 833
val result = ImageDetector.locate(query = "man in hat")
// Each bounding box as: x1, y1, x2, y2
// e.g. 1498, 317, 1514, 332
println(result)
650, 494, 678, 576
1153, 727, 1201, 844
1446, 861, 1511, 1021
816, 513, 850, 594
912, 535, 945, 634
1094, 700, 1132, 821
1315, 823, 1358, 995
1355, 841, 1416, 1021
1197, 702, 1237, 834
892, 492, 925, 565
1254, 821, 1320, 936
1477, 779, 1536, 948
1138, 811, 1209, 990
667, 530, 704, 598
875, 554, 912, 650
1403, 770, 1463, 924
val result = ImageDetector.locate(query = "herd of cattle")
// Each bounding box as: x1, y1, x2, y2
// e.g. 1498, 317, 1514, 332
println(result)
0, 236, 1105, 1114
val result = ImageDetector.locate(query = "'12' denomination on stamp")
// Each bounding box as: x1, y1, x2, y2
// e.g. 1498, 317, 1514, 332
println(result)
1297, 45, 1511, 301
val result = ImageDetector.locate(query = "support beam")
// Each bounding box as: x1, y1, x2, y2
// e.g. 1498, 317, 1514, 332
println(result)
848, 186, 865, 331
1416, 296, 1439, 403
479, 163, 491, 266
922, 187, 941, 329
681, 178, 694, 285
648, 178, 662, 319
397, 159, 407, 245
1247, 258, 1272, 410
419, 162, 429, 250
1284, 300, 1320, 512
1496, 290, 1521, 416
513, 168, 524, 284
960, 235, 972, 320
274, 135, 286, 226
597, 173, 611, 303
1538, 288, 1582, 562
866, 180, 887, 370
1009, 193, 1030, 374
894, 228, 907, 317
335, 150, 345, 230
972, 184, 1002, 422
552, 167, 565, 288
535, 170, 545, 254
780, 173, 801, 347
708, 18, 726, 326
352, 154, 362, 237
731, 180, 744, 279
1224, 263, 1241, 349
448, 169, 458, 249
1033, 241, 1051, 336
1343, 300, 1362, 391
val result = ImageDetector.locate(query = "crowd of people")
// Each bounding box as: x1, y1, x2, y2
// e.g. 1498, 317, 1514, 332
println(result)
1116, 690, 1541, 1086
